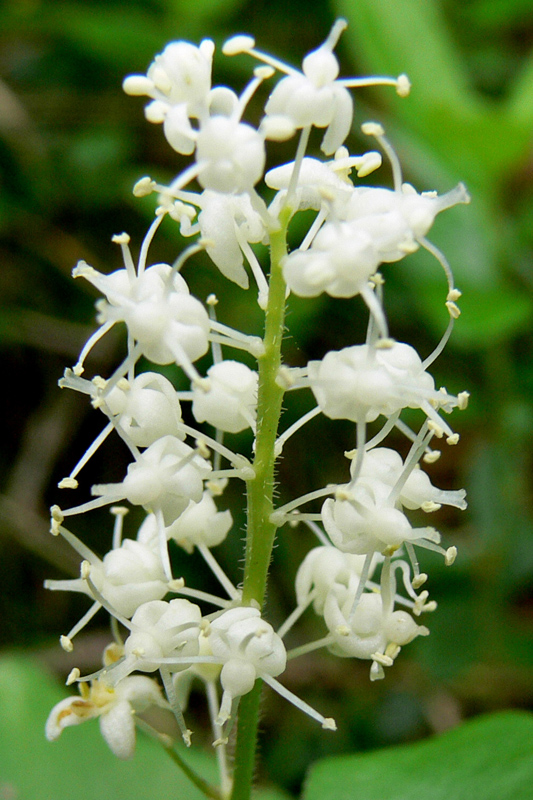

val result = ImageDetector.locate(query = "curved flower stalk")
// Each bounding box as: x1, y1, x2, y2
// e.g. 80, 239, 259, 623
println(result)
45, 21, 470, 800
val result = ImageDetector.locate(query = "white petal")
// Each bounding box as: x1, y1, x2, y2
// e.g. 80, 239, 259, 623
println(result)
99, 701, 136, 760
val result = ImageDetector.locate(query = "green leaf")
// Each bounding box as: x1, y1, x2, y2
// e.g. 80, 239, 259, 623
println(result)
335, 0, 533, 183
0, 654, 217, 800
304, 711, 533, 800
335, 0, 477, 110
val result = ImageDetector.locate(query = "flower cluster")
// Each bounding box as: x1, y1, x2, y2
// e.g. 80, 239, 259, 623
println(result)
46, 21, 469, 793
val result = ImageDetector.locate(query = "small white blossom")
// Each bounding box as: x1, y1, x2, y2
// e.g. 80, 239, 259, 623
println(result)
104, 372, 186, 448
97, 435, 211, 525
46, 675, 167, 759
295, 545, 376, 614
166, 491, 233, 553
282, 220, 379, 298
323, 587, 428, 679
321, 478, 441, 557
123, 39, 215, 154
74, 260, 210, 370
195, 116, 266, 193
191, 361, 258, 433
198, 190, 266, 288
308, 342, 462, 435
209, 607, 287, 725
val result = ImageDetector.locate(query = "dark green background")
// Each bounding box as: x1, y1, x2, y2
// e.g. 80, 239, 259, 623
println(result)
0, 0, 532, 795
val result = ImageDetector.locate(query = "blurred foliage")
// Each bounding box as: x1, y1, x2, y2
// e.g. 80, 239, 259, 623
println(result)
0, 0, 532, 797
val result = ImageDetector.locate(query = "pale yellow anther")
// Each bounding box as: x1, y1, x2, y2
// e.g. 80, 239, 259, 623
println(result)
66, 668, 80, 685
446, 433, 460, 445
195, 439, 211, 459
369, 272, 385, 287
206, 480, 224, 496
336, 624, 351, 637
222, 35, 255, 56
361, 121, 385, 137
383, 544, 400, 557
458, 391, 470, 410
371, 652, 394, 667
50, 505, 64, 536
446, 300, 461, 319
206, 294, 218, 306
133, 177, 156, 197
396, 73, 411, 97
168, 577, 186, 591
344, 449, 357, 460
374, 336, 395, 349
60, 635, 74, 652
445, 546, 457, 566
423, 450, 441, 464
421, 500, 441, 513
254, 65, 275, 80
385, 642, 401, 659
80, 561, 91, 580
355, 151, 382, 177
58, 477, 78, 490
111, 232, 131, 245
110, 506, 128, 517
412, 573, 428, 589
322, 718, 337, 731
447, 288, 462, 302
92, 376, 107, 390
423, 601, 437, 613
427, 420, 444, 438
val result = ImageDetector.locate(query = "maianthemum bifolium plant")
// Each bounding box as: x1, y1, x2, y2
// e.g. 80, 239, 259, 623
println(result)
44, 19, 471, 800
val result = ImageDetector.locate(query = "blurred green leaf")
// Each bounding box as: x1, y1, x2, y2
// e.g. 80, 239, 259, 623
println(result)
0, 654, 217, 800
336, 0, 533, 184
304, 711, 533, 800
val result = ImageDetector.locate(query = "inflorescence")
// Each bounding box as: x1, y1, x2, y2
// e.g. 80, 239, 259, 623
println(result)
45, 20, 469, 790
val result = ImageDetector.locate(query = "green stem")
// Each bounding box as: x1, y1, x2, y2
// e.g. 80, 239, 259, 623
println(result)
230, 211, 291, 800
136, 718, 222, 800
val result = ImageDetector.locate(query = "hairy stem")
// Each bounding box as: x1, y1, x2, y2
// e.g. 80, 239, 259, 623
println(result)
230, 211, 290, 800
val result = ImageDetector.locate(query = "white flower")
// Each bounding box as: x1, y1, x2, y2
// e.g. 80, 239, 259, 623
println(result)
112, 436, 211, 524
323, 587, 428, 679
121, 599, 202, 675
166, 491, 233, 553
123, 39, 215, 154
46, 537, 169, 620
321, 478, 440, 557
282, 220, 379, 298
209, 607, 286, 724
265, 45, 353, 155
346, 182, 471, 263
352, 447, 467, 512
198, 190, 266, 288
308, 342, 461, 436
75, 261, 210, 369
104, 372, 185, 448
225, 21, 409, 155
45, 675, 167, 759
295, 545, 375, 614
195, 116, 266, 193
191, 360, 258, 433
